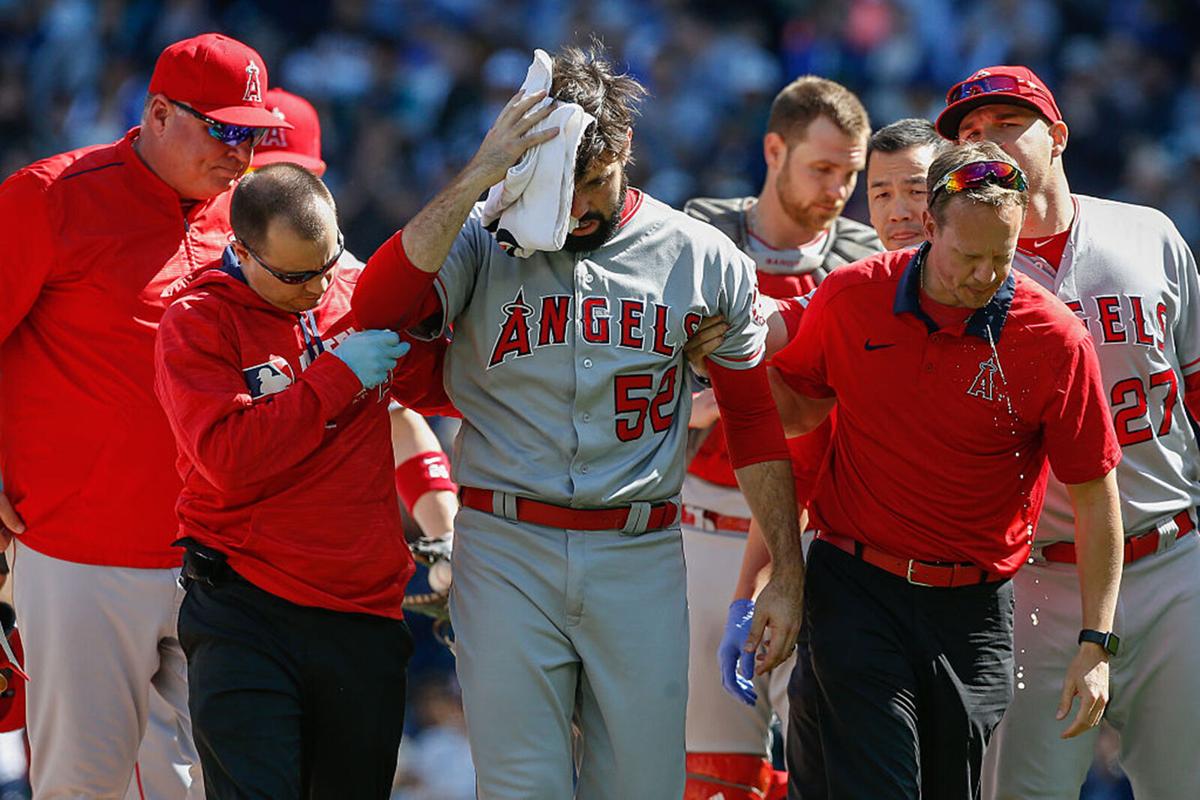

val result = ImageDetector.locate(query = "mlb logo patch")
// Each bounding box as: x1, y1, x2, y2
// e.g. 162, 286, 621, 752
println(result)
243, 356, 294, 398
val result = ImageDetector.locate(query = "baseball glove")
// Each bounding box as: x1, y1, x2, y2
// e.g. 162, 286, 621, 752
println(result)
402, 587, 455, 651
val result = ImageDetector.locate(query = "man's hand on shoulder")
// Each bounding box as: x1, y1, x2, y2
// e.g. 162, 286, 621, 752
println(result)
683, 315, 728, 377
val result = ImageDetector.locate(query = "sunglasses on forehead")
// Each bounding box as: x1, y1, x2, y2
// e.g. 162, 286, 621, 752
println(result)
929, 160, 1027, 202
170, 100, 269, 147
945, 74, 1041, 105
238, 231, 345, 285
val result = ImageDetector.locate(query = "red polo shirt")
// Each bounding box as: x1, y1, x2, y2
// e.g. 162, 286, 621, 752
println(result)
773, 244, 1120, 575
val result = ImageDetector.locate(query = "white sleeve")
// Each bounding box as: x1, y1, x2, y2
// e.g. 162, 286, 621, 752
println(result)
709, 246, 767, 371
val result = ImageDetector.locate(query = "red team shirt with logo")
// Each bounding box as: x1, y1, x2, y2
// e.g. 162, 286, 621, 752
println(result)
0, 130, 235, 567
155, 253, 453, 617
772, 246, 1121, 575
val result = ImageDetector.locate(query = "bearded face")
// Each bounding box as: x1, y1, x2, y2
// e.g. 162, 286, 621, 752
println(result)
562, 151, 630, 253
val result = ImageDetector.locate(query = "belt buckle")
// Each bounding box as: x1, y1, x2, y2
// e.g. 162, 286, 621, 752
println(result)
905, 559, 934, 587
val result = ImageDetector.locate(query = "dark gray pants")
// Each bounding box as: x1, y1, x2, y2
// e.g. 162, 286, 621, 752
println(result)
788, 539, 1014, 800
178, 575, 413, 799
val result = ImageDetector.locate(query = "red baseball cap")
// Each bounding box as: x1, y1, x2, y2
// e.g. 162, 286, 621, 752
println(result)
935, 66, 1063, 140
148, 33, 292, 130
252, 88, 326, 175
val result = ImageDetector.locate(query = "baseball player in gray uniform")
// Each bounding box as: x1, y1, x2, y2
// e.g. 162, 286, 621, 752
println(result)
677, 76, 879, 800
937, 65, 1200, 800
352, 44, 804, 800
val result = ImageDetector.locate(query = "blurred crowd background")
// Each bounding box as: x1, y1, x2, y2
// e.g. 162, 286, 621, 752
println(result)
2, 0, 1195, 797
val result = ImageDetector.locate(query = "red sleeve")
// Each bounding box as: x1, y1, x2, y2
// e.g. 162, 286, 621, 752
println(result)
1041, 333, 1122, 484
708, 360, 790, 468
1184, 370, 1200, 423
154, 299, 365, 492
0, 170, 57, 344
773, 296, 806, 344
771, 281, 835, 399
389, 335, 460, 418
351, 230, 442, 331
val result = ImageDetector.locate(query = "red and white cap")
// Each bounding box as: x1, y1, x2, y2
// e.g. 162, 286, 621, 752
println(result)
936, 65, 1063, 140
148, 33, 292, 130
252, 88, 326, 175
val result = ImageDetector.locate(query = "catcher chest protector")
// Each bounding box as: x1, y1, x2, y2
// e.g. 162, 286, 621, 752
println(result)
683, 196, 882, 285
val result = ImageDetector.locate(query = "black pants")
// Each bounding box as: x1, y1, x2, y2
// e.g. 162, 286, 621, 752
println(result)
788, 539, 1014, 800
178, 575, 413, 799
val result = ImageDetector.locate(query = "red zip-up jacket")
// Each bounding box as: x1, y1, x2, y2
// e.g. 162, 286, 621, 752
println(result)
154, 250, 453, 617
0, 129, 234, 567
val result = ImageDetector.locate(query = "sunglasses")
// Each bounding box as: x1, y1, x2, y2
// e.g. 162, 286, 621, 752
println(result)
170, 100, 269, 147
945, 74, 1040, 105
929, 160, 1027, 202
239, 231, 345, 284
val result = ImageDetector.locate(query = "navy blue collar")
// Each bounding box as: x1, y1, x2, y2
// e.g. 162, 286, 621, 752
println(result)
892, 242, 1014, 341
221, 245, 249, 284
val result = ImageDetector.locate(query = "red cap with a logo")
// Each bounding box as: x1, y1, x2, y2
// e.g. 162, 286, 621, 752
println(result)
936, 65, 1063, 140
252, 88, 326, 175
149, 33, 292, 129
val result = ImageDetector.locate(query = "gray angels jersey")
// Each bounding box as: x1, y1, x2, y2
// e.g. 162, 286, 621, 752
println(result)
1014, 194, 1200, 543
422, 190, 767, 507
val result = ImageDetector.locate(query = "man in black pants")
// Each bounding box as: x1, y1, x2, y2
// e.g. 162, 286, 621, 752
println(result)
155, 163, 453, 797
768, 141, 1125, 799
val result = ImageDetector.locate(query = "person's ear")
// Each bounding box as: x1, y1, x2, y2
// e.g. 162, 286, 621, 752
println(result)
1048, 120, 1069, 159
142, 94, 173, 137
763, 132, 789, 174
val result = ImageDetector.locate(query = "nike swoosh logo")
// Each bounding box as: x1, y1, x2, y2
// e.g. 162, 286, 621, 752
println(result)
864, 339, 895, 351
1033, 238, 1055, 248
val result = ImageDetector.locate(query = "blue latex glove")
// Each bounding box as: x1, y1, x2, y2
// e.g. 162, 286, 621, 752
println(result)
718, 598, 758, 706
331, 330, 410, 390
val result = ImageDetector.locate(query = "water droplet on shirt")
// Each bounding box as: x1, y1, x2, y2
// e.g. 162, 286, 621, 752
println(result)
1030, 611, 1040, 626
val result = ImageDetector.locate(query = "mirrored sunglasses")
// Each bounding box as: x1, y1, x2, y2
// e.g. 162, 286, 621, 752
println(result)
930, 160, 1028, 202
170, 100, 269, 147
946, 74, 1033, 105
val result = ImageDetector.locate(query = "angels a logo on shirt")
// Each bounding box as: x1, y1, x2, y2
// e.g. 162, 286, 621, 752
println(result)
966, 356, 998, 401
488, 289, 535, 367
243, 61, 263, 103
243, 355, 294, 398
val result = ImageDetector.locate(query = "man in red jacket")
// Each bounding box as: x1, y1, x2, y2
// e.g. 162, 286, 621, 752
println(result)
155, 162, 451, 798
0, 33, 289, 799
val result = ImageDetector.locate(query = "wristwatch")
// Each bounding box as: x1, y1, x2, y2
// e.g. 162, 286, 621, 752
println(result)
1078, 629, 1120, 657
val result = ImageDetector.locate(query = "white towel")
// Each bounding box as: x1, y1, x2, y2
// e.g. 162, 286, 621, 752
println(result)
481, 49, 595, 257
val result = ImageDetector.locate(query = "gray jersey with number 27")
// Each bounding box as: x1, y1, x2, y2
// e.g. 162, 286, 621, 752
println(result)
1014, 194, 1200, 543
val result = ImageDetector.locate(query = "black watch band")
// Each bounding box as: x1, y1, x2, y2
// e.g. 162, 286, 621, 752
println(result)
1078, 628, 1120, 657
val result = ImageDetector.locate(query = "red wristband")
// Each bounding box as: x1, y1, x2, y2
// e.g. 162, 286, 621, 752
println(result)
394, 451, 457, 513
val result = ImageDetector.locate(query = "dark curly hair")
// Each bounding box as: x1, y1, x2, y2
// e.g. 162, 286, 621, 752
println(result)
550, 41, 648, 178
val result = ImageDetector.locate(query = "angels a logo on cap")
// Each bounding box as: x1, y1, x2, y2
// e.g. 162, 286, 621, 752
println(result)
243, 61, 263, 103
259, 107, 289, 148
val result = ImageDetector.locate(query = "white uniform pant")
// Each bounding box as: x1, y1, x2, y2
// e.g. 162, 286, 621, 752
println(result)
983, 530, 1200, 800
11, 542, 201, 800
450, 507, 689, 800
681, 525, 792, 756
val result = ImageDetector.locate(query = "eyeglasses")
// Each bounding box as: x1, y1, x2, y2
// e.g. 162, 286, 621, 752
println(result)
170, 100, 269, 147
945, 75, 1039, 105
239, 231, 345, 284
929, 160, 1027, 202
